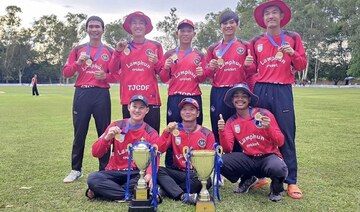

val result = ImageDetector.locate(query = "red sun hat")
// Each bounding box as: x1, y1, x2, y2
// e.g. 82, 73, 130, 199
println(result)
177, 19, 195, 30
254, 0, 292, 29
123, 11, 153, 35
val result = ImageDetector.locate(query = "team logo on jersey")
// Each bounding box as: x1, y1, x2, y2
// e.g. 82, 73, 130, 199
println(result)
167, 109, 172, 117
194, 57, 200, 66
257, 44, 263, 53
234, 124, 241, 134
175, 136, 181, 145
197, 139, 206, 148
236, 47, 245, 55
145, 49, 154, 56
210, 105, 216, 112
101, 54, 109, 61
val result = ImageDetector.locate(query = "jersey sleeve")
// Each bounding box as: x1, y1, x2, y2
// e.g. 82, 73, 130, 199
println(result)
63, 48, 80, 78
91, 123, 114, 158
219, 121, 235, 153
290, 33, 307, 71
108, 50, 122, 74
263, 110, 284, 147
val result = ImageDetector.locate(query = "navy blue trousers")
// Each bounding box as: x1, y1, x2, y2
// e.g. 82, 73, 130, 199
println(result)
254, 83, 298, 184
87, 170, 139, 200
164, 95, 203, 167
221, 152, 288, 194
71, 87, 111, 171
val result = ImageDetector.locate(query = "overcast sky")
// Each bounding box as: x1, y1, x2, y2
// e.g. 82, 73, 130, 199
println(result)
1, 0, 240, 38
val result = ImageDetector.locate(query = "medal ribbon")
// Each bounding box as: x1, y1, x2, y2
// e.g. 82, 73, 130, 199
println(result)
175, 47, 193, 59
182, 146, 193, 203
216, 37, 236, 58
266, 31, 285, 49
121, 119, 143, 134
128, 39, 147, 50
86, 42, 103, 62
177, 123, 195, 132
212, 143, 223, 205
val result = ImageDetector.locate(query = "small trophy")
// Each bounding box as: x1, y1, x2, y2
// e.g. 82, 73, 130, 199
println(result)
183, 146, 223, 212
128, 139, 155, 212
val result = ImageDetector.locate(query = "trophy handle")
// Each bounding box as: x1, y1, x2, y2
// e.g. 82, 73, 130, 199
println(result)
152, 144, 158, 154
215, 145, 223, 156
127, 143, 133, 152
182, 146, 189, 161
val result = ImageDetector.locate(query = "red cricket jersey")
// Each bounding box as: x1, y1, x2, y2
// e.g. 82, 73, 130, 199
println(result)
249, 31, 307, 84
158, 126, 215, 170
108, 40, 163, 105
159, 48, 206, 96
92, 119, 159, 174
63, 43, 118, 88
205, 38, 256, 87
219, 108, 284, 158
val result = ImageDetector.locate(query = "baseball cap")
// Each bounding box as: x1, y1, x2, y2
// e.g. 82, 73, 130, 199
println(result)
177, 19, 195, 30
130, 95, 149, 107
178, 98, 199, 110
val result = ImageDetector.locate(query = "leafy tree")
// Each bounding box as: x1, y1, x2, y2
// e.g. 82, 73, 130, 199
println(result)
155, 7, 179, 51
103, 19, 128, 48
193, 12, 222, 51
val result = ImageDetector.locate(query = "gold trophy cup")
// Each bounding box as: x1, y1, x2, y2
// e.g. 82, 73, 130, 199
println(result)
128, 140, 156, 212
183, 146, 223, 212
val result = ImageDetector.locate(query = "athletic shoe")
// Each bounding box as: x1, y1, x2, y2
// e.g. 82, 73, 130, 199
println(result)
184, 193, 198, 205
234, 176, 258, 193
63, 170, 83, 183
268, 192, 282, 202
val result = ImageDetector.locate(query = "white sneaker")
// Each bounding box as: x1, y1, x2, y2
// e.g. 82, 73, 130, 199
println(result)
63, 170, 83, 183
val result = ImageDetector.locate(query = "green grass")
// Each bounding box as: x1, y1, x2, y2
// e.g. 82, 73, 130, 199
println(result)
0, 85, 359, 211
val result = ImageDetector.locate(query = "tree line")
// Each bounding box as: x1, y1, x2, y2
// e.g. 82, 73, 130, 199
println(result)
1, 1, 359, 85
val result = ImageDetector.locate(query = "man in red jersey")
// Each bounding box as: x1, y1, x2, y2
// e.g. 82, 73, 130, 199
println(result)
218, 83, 288, 202
109, 11, 163, 133
205, 10, 255, 151
85, 95, 159, 201
63, 16, 119, 183
157, 98, 215, 205
31, 74, 39, 96
248, 0, 307, 199
159, 19, 206, 167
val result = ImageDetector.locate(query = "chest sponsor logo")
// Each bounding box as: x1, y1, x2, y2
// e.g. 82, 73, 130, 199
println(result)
197, 139, 206, 148
237, 47, 245, 55
257, 44, 263, 53
175, 137, 181, 146
101, 54, 109, 61
234, 124, 241, 134
146, 49, 154, 56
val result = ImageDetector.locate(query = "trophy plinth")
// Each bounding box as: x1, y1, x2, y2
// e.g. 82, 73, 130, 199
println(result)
183, 146, 223, 212
128, 142, 155, 212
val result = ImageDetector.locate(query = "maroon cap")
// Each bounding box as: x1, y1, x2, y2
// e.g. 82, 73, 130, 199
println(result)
178, 98, 199, 110
177, 19, 195, 30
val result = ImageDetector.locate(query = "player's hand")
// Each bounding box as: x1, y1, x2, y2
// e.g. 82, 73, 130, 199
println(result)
279, 43, 294, 56
196, 62, 203, 76
105, 126, 121, 140
244, 49, 253, 67
144, 174, 153, 190
93, 70, 106, 80
148, 49, 158, 64
76, 52, 90, 65
218, 114, 225, 131
261, 116, 271, 129
115, 39, 128, 52
209, 59, 219, 71
164, 57, 173, 69
166, 122, 177, 133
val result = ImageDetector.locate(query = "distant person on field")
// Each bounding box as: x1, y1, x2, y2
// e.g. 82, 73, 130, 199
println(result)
31, 74, 39, 96
62, 16, 119, 183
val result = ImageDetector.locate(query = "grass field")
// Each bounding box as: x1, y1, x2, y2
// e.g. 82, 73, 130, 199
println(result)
0, 85, 359, 211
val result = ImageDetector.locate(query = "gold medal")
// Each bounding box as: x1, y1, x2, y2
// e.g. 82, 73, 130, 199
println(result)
115, 133, 123, 141
123, 47, 130, 55
85, 58, 92, 66
217, 58, 224, 65
172, 129, 180, 137
275, 51, 283, 60
254, 112, 262, 121
171, 54, 178, 64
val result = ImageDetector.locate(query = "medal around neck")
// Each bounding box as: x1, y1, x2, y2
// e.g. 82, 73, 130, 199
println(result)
275, 51, 283, 60
217, 58, 224, 66
171, 54, 178, 64
85, 58, 92, 66
172, 123, 180, 136
254, 112, 262, 121
124, 47, 130, 55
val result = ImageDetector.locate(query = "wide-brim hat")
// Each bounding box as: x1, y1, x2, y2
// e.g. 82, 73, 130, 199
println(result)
224, 84, 259, 108
254, 0, 292, 29
178, 98, 199, 110
123, 11, 153, 35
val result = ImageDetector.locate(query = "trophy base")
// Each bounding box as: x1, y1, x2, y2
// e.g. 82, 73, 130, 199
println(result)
128, 199, 155, 212
196, 200, 215, 212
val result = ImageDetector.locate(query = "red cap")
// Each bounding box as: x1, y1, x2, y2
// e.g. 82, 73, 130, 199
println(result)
178, 98, 199, 110
254, 0, 291, 29
123, 11, 153, 35
177, 19, 195, 30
